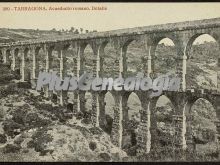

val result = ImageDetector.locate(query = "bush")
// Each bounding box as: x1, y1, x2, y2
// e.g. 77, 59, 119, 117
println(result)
102, 114, 113, 134
25, 112, 51, 128
89, 141, 97, 151
2, 144, 21, 154
81, 118, 92, 125
0, 133, 7, 143
28, 128, 53, 155
89, 127, 103, 135
16, 81, 32, 89
14, 136, 24, 145
2, 119, 23, 137
11, 107, 28, 125
76, 111, 84, 120
125, 145, 138, 156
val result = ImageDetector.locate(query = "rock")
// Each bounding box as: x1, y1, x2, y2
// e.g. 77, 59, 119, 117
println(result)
111, 152, 121, 161
0, 133, 7, 143
14, 135, 24, 145
98, 153, 111, 162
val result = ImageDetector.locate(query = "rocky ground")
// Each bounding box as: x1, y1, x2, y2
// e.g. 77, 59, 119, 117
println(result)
0, 88, 128, 162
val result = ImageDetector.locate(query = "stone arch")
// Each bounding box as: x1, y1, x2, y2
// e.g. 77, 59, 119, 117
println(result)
99, 40, 118, 78
59, 43, 79, 109
48, 45, 60, 73
13, 48, 20, 75
149, 34, 179, 56
80, 42, 96, 74
185, 97, 217, 153
102, 91, 116, 134
62, 43, 78, 76
98, 40, 109, 77
121, 91, 142, 151
35, 46, 44, 73
152, 94, 176, 148
122, 37, 147, 77
151, 37, 177, 77
0, 50, 2, 59
185, 33, 219, 89
77, 42, 96, 115
185, 33, 219, 58
121, 91, 142, 121
23, 47, 32, 81
127, 92, 142, 122
5, 49, 12, 65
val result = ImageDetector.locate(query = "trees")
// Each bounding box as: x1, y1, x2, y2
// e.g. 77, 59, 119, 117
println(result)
69, 27, 75, 33
80, 28, 83, 34
74, 29, 79, 34
51, 28, 56, 32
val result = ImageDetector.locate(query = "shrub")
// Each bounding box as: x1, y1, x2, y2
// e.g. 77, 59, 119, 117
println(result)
0, 133, 7, 143
28, 128, 53, 155
89, 127, 103, 135
2, 144, 21, 154
11, 107, 28, 125
81, 118, 92, 125
2, 119, 23, 137
89, 141, 97, 151
102, 114, 113, 134
76, 111, 84, 120
25, 112, 51, 129
14, 136, 24, 145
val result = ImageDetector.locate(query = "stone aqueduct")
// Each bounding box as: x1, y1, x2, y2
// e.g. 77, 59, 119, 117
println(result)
1, 18, 220, 155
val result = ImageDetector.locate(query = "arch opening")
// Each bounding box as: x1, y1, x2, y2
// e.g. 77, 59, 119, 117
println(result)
153, 37, 176, 77
35, 47, 44, 72
155, 95, 175, 148
50, 47, 60, 74
85, 92, 92, 112
186, 34, 219, 90
101, 42, 118, 78
103, 91, 115, 134
23, 48, 32, 81
122, 92, 141, 155
189, 98, 217, 155
6, 49, 12, 66
124, 39, 146, 77
82, 44, 95, 74
14, 48, 20, 76
0, 50, 2, 63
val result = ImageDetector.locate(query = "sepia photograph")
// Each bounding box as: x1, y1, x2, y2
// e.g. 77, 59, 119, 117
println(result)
0, 2, 220, 162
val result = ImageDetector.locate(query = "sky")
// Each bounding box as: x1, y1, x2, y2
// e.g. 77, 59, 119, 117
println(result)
0, 3, 220, 44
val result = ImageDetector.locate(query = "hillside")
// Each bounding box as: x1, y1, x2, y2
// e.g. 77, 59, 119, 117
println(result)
0, 28, 96, 44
